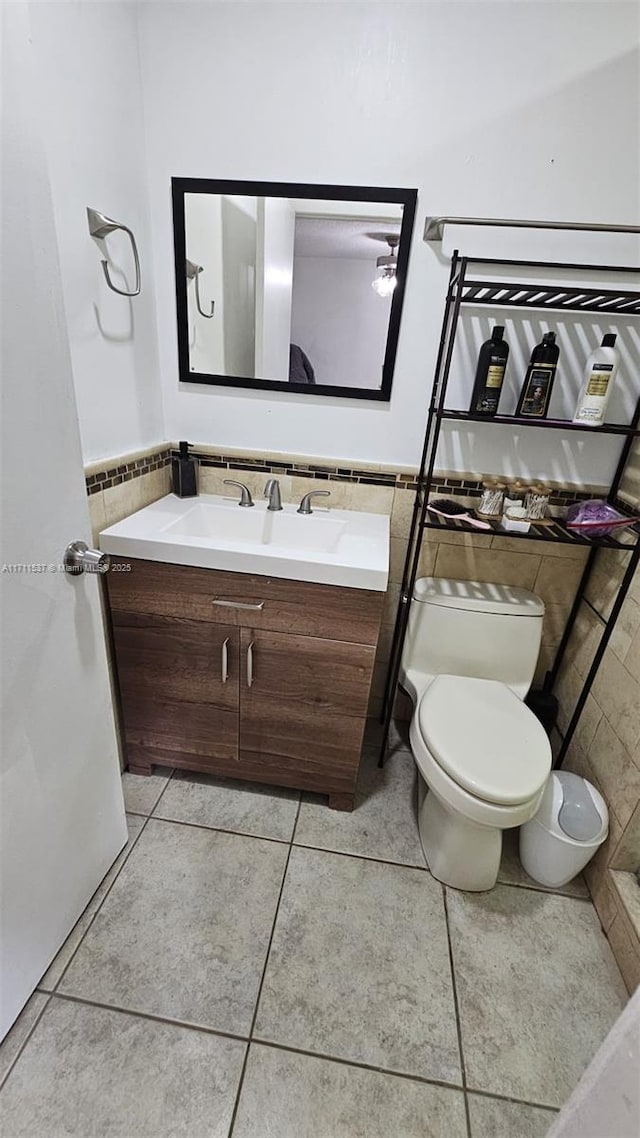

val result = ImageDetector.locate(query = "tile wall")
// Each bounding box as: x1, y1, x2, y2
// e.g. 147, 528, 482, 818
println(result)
85, 445, 172, 542
558, 439, 640, 993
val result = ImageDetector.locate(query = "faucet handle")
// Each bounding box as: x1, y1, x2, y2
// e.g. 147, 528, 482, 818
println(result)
223, 479, 254, 507
297, 490, 331, 515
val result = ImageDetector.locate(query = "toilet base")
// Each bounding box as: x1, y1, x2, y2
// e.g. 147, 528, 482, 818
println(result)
419, 783, 502, 892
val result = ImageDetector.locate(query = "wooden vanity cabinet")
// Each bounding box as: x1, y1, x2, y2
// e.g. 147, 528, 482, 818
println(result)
106, 558, 383, 810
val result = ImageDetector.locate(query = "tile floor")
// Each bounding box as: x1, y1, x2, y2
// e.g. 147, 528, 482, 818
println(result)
0, 727, 628, 1137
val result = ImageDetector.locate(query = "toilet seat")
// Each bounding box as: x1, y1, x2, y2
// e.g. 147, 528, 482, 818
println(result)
417, 675, 551, 806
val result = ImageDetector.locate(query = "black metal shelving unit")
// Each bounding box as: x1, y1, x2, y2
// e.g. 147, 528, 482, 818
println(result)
380, 239, 640, 768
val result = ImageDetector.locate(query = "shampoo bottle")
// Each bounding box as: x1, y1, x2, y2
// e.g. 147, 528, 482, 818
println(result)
468, 326, 509, 416
573, 334, 619, 426
172, 441, 198, 497
516, 331, 559, 418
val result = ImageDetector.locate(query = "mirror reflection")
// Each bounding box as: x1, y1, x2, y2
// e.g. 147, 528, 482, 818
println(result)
172, 181, 416, 401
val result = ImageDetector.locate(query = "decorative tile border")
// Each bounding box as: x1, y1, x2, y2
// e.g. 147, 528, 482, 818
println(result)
85, 448, 171, 496
186, 449, 400, 488
84, 441, 602, 510
171, 448, 599, 508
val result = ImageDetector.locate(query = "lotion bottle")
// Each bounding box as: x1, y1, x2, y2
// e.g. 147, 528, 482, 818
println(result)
573, 334, 620, 426
468, 326, 509, 416
516, 331, 559, 419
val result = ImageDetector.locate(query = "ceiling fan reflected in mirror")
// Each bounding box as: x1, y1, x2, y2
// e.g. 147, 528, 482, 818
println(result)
371, 234, 400, 297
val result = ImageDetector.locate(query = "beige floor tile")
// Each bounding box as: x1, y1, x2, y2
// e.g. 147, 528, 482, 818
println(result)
467, 1093, 556, 1137
153, 770, 299, 841
58, 819, 287, 1034
122, 766, 173, 815
39, 814, 145, 991
295, 748, 425, 867
0, 993, 49, 1088
0, 999, 244, 1137
447, 884, 627, 1106
255, 847, 461, 1083
233, 1044, 467, 1138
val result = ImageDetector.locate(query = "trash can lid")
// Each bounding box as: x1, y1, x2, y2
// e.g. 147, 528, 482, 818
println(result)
556, 772, 606, 841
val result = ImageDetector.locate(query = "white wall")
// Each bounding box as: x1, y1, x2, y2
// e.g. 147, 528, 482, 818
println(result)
291, 257, 391, 389
28, 0, 164, 465
138, 1, 639, 479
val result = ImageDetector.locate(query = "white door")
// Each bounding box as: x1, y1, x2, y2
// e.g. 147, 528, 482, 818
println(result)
0, 4, 127, 1039
255, 197, 295, 379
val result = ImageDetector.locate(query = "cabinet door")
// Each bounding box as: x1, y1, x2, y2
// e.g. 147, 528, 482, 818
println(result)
112, 612, 239, 772
238, 628, 375, 800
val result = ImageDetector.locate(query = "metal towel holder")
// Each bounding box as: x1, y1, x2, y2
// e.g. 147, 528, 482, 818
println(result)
186, 259, 215, 318
87, 207, 141, 296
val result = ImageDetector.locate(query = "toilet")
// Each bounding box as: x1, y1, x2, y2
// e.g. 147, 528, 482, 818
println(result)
400, 577, 552, 891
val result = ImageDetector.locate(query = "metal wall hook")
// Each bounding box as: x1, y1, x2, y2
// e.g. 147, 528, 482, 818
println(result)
87, 207, 141, 297
186, 259, 215, 318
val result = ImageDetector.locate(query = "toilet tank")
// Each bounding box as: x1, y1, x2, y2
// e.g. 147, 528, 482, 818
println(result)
400, 577, 545, 702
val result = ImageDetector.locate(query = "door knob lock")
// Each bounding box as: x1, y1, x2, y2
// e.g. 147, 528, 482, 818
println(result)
64, 541, 110, 575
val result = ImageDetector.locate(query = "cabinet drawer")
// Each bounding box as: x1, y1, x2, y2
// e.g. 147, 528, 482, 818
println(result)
107, 558, 383, 645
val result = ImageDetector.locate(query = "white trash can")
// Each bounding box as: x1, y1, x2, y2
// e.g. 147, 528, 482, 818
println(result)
519, 771, 608, 889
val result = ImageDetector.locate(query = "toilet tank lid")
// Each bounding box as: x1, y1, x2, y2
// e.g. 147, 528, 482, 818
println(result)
412, 577, 545, 617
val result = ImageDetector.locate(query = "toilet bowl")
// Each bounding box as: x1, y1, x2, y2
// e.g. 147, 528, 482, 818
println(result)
400, 578, 552, 891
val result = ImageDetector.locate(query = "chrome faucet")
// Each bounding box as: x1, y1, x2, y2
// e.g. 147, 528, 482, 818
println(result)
297, 490, 331, 514
264, 478, 283, 511
224, 479, 254, 507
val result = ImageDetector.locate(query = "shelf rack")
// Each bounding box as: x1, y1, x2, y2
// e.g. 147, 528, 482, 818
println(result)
380, 234, 640, 769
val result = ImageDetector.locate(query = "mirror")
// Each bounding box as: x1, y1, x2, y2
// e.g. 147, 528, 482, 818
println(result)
172, 179, 417, 401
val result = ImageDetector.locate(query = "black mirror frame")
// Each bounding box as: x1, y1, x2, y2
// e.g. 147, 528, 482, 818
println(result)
171, 178, 417, 401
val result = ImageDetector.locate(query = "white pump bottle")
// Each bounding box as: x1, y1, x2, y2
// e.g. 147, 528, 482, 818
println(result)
573, 334, 620, 426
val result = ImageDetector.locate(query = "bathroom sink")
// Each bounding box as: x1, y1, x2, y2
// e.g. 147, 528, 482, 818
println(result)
99, 493, 389, 590
163, 499, 347, 553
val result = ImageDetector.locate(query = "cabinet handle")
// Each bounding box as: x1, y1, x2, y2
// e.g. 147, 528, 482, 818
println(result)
247, 640, 254, 688
221, 637, 229, 684
212, 599, 265, 611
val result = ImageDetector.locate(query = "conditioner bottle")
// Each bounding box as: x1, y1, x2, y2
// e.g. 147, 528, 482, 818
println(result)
516, 331, 559, 418
468, 326, 509, 416
573, 334, 619, 426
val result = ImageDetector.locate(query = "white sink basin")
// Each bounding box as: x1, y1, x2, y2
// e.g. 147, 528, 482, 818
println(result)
99, 493, 389, 591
